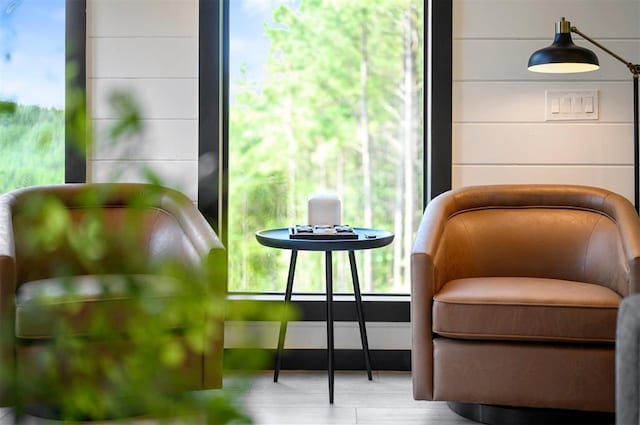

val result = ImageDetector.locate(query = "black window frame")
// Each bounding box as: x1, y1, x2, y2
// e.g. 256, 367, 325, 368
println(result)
428, 0, 452, 202
65, 0, 87, 183
199, 0, 451, 370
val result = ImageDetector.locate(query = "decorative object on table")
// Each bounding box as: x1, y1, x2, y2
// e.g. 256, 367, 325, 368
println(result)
289, 224, 358, 240
308, 192, 341, 225
528, 17, 640, 213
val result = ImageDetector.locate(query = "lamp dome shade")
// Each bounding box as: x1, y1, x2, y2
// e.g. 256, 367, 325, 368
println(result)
528, 33, 599, 73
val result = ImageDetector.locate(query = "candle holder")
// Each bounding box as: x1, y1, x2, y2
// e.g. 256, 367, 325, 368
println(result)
308, 193, 341, 226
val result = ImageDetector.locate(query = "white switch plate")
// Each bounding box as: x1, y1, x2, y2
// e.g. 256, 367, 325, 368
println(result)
545, 89, 598, 121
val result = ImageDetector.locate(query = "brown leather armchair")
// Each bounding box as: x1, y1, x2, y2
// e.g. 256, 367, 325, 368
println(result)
411, 184, 640, 417
0, 183, 225, 408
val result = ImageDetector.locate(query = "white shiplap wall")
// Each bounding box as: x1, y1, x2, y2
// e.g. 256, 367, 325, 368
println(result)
85, 1, 640, 204
86, 0, 199, 201
453, 0, 640, 203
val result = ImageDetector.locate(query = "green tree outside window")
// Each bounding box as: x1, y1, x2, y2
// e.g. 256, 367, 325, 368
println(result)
229, 0, 424, 294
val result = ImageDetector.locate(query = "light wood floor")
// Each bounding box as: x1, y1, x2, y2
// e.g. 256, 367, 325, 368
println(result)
241, 371, 474, 425
0, 371, 475, 424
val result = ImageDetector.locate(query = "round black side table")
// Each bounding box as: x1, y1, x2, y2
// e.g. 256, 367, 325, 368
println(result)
255, 227, 394, 404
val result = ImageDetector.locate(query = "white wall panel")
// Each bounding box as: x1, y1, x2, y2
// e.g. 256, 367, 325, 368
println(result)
92, 120, 198, 161
453, 0, 640, 39
91, 160, 198, 201
88, 0, 197, 37
90, 38, 197, 79
91, 79, 197, 120
453, 165, 633, 201
453, 82, 632, 123
454, 123, 632, 164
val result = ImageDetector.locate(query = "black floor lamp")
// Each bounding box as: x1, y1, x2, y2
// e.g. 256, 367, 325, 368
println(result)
528, 17, 640, 213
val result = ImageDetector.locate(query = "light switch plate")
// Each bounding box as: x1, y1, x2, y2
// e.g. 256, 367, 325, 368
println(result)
545, 89, 598, 121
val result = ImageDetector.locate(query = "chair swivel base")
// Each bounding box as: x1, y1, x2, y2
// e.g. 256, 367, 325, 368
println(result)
447, 401, 614, 425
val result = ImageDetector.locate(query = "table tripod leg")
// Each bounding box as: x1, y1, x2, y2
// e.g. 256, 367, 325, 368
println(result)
349, 250, 372, 380
326, 251, 335, 404
274, 250, 297, 382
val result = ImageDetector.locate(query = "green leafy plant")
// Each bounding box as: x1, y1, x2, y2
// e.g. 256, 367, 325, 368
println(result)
1, 93, 297, 424
1, 45, 294, 425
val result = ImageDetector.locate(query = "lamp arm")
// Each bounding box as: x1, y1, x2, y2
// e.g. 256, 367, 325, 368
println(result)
571, 26, 640, 76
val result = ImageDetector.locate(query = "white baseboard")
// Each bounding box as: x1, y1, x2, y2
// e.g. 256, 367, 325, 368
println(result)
224, 321, 411, 350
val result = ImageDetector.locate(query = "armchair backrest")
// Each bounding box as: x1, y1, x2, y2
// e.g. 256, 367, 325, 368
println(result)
1, 183, 221, 286
423, 185, 640, 296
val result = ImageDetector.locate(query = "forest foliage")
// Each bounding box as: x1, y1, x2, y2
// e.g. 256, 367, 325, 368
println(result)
228, 0, 424, 294
0, 104, 65, 193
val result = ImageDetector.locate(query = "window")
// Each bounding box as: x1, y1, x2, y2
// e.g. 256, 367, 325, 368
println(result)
0, 0, 86, 192
200, 0, 449, 370
227, 0, 424, 294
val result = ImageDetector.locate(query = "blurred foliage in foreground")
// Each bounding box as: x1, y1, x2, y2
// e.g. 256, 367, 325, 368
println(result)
1, 184, 296, 424
0, 80, 295, 425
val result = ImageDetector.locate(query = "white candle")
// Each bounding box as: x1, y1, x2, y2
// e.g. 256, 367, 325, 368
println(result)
308, 193, 341, 226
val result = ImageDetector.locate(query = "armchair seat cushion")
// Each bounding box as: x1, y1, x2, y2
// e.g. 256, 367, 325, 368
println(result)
15, 274, 198, 339
433, 277, 621, 343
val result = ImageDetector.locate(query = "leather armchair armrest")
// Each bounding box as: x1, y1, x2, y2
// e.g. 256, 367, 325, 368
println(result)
157, 190, 225, 259
411, 192, 454, 400
0, 199, 16, 406
0, 200, 17, 306
606, 193, 640, 295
